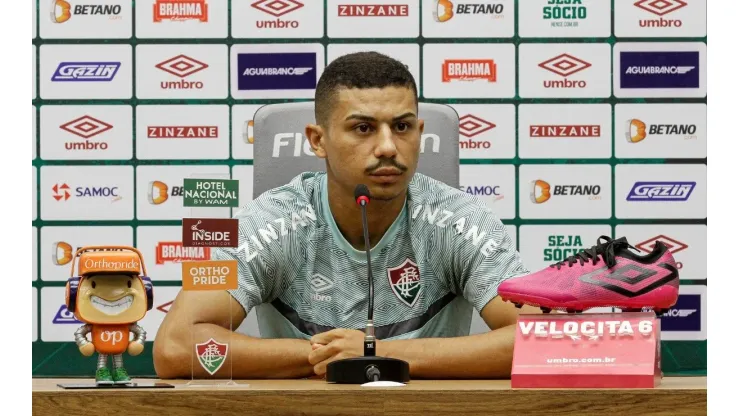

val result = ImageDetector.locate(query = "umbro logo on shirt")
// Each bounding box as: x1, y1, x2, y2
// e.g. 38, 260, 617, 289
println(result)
310, 273, 333, 302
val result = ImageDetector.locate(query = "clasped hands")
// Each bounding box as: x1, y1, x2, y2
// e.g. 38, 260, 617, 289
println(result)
308, 328, 373, 377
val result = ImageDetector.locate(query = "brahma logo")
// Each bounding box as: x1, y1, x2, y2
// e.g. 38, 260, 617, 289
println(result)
59, 115, 112, 151
155, 241, 210, 264
634, 0, 686, 27
51, 62, 121, 82
530, 125, 600, 138
625, 119, 697, 143
50, 0, 123, 23
51, 241, 75, 265
442, 59, 496, 82
338, 4, 409, 16
153, 0, 208, 22
148, 181, 183, 205
539, 53, 591, 89
147, 126, 218, 139
626, 182, 695, 201
531, 179, 601, 204
156, 55, 209, 90
253, 0, 303, 28
458, 114, 495, 150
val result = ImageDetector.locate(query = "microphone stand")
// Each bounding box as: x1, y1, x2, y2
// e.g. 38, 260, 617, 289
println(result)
326, 194, 410, 384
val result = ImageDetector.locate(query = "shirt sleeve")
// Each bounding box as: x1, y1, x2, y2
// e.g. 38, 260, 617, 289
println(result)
211, 208, 288, 316
432, 199, 529, 314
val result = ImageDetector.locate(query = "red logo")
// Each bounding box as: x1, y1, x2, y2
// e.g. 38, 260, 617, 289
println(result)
443, 59, 496, 82
157, 301, 174, 313
387, 258, 421, 307
153, 0, 209, 22
634, 0, 685, 27
52, 183, 71, 201
459, 114, 495, 151
60, 116, 112, 139
539, 54, 591, 89
634, 0, 687, 16
156, 55, 208, 90
636, 235, 688, 254
530, 125, 601, 138
338, 4, 409, 16
252, 0, 303, 16
147, 126, 219, 138
155, 242, 211, 264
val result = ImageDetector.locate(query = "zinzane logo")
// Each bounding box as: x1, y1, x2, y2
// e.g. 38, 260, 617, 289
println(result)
519, 319, 654, 341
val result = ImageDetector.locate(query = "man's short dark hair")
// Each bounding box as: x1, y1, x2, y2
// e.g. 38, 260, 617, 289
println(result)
314, 51, 418, 126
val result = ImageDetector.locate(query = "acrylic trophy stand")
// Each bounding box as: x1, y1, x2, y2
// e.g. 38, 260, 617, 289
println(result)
182, 173, 241, 388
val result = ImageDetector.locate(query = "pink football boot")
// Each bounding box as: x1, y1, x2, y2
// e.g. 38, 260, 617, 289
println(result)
499, 236, 679, 314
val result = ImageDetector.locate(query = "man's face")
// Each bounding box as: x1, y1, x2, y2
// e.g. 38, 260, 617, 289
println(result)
316, 86, 423, 201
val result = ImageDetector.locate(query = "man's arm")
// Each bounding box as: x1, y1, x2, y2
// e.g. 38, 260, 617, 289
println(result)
153, 289, 315, 379
309, 298, 539, 378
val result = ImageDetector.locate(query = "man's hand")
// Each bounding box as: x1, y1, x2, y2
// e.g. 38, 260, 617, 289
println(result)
308, 329, 366, 376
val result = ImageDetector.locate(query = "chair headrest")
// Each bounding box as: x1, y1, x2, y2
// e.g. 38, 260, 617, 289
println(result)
251, 102, 459, 198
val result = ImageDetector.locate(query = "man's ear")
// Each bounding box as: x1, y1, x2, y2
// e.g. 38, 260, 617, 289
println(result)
305, 123, 327, 159
418, 118, 425, 135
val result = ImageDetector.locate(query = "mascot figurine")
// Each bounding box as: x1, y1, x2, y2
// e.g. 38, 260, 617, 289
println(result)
65, 246, 154, 386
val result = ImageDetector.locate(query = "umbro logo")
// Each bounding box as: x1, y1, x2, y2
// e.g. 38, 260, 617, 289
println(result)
310, 273, 333, 302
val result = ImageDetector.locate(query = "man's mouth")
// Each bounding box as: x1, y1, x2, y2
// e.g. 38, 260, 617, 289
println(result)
370, 167, 403, 176
91, 295, 133, 315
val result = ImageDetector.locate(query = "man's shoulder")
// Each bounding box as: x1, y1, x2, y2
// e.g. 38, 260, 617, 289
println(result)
408, 173, 490, 213
233, 171, 323, 223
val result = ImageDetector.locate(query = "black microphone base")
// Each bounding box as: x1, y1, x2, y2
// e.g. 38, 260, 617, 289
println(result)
326, 357, 410, 384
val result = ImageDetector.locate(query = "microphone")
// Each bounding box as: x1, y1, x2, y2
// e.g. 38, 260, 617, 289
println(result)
326, 185, 410, 384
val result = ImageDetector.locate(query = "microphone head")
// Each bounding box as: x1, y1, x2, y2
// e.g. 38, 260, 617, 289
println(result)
354, 184, 371, 206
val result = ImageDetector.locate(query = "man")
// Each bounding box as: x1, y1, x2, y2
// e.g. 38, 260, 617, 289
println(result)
153, 52, 537, 380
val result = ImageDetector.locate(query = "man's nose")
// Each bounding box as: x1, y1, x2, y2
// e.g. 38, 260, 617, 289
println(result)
374, 124, 398, 158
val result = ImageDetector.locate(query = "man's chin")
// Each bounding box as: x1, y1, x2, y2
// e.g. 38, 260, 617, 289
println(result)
368, 182, 407, 201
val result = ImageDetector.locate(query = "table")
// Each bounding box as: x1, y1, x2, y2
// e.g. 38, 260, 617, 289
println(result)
33, 376, 706, 416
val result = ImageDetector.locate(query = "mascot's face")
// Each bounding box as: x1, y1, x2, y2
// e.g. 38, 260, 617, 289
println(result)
76, 274, 147, 324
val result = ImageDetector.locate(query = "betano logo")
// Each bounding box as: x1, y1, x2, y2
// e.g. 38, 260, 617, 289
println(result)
154, 0, 208, 22
433, 0, 504, 22
625, 119, 697, 143
252, 0, 303, 28
52, 241, 75, 265
148, 181, 184, 205
539, 53, 592, 89
530, 179, 601, 204
50, 0, 122, 23
634, 0, 686, 27
156, 55, 209, 90
442, 59, 496, 82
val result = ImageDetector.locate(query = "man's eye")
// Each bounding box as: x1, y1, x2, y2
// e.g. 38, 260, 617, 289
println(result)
396, 122, 410, 132
355, 124, 372, 134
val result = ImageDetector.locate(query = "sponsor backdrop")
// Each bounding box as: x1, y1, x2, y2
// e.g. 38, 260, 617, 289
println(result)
32, 0, 707, 377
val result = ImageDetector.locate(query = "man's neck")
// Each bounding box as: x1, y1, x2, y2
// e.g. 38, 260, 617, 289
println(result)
326, 178, 406, 251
